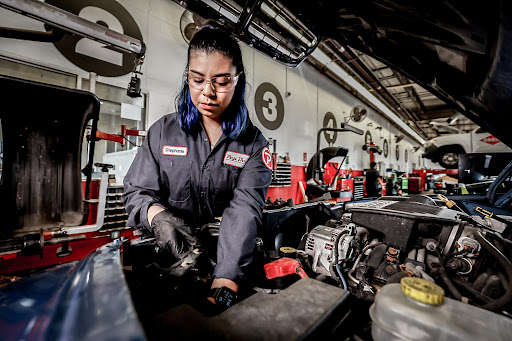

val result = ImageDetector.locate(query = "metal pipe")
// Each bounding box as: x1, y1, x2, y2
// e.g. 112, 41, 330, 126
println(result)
408, 248, 417, 260
44, 234, 87, 245
63, 168, 108, 235
417, 248, 426, 263
0, 0, 144, 55
89, 72, 97, 94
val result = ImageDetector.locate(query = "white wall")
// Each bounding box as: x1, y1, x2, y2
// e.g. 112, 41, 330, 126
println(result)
0, 0, 429, 172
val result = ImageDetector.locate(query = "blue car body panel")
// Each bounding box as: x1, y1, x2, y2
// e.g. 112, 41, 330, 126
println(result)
0, 242, 146, 341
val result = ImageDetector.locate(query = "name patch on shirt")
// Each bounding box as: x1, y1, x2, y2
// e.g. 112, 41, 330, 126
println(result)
162, 145, 188, 156
223, 151, 250, 168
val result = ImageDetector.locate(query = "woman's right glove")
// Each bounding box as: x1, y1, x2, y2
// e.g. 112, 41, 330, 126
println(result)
150, 210, 199, 261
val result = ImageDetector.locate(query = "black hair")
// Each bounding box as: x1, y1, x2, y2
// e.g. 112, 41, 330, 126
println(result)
370, 161, 377, 168
176, 25, 248, 139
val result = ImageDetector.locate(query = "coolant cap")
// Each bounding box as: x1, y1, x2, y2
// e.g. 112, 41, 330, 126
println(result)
400, 277, 445, 305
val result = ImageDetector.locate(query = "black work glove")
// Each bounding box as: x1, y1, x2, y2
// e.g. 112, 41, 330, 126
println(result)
151, 210, 199, 261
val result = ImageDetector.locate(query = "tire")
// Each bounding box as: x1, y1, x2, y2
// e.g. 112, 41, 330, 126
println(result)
438, 146, 464, 169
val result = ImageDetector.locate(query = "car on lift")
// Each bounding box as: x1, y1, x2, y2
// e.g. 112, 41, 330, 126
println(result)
423, 126, 512, 168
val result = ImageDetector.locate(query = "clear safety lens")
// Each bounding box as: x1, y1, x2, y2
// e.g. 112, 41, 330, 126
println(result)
187, 72, 240, 93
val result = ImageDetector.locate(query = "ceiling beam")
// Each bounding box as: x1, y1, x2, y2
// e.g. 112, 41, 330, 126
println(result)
385, 83, 417, 90
418, 106, 458, 120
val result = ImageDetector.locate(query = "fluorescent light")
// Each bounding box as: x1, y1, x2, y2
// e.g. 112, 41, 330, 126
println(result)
260, 2, 314, 47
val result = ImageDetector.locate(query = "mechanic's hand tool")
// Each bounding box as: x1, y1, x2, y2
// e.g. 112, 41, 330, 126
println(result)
151, 210, 199, 259
264, 257, 308, 279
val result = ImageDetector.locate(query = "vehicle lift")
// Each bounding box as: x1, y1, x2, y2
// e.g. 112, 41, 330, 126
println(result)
0, 0, 146, 274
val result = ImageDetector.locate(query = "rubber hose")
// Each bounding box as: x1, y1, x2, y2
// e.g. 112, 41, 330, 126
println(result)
453, 279, 493, 304
439, 267, 463, 301
474, 230, 512, 311
333, 230, 346, 264
330, 230, 347, 287
498, 271, 509, 291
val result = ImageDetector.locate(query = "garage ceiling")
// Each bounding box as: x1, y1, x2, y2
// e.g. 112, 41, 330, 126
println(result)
308, 40, 480, 141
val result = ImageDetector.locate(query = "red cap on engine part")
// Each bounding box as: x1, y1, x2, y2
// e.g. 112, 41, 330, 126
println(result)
264, 257, 308, 279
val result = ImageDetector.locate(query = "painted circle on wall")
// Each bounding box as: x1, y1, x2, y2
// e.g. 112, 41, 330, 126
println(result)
383, 139, 389, 157
323, 112, 337, 144
46, 0, 143, 77
255, 82, 285, 130
396, 145, 400, 161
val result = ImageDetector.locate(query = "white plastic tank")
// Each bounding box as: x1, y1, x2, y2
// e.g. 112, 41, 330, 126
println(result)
370, 278, 512, 341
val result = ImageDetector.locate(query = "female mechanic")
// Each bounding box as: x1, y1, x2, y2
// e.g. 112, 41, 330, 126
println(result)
123, 25, 272, 307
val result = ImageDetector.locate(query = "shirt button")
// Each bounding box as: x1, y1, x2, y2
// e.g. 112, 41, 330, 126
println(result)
200, 192, 206, 197
204, 138, 208, 142
203, 164, 208, 170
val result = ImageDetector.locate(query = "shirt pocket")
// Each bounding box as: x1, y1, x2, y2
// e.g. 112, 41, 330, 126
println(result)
213, 165, 240, 212
167, 160, 192, 203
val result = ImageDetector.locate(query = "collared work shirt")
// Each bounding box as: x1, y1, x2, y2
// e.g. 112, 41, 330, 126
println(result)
123, 113, 272, 282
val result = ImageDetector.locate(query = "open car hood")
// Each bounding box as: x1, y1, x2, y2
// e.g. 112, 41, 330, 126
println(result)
174, 0, 512, 147
308, 0, 512, 147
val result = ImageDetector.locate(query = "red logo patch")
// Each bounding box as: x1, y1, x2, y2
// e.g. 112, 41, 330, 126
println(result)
480, 135, 500, 145
262, 147, 272, 170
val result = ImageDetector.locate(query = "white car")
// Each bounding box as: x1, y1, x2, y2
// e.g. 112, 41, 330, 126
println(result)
423, 126, 512, 168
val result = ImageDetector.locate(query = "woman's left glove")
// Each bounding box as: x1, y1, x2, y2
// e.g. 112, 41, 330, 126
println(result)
151, 210, 199, 260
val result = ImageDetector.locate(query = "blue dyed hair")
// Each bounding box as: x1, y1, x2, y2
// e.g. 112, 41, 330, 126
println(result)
176, 26, 248, 139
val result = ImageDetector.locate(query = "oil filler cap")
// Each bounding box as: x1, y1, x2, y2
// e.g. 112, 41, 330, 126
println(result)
400, 277, 445, 305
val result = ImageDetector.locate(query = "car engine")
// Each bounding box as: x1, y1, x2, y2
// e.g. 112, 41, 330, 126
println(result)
303, 196, 511, 307
123, 195, 512, 340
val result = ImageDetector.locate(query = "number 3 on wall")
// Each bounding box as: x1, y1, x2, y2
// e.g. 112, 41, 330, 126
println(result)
255, 82, 285, 130
75, 7, 123, 66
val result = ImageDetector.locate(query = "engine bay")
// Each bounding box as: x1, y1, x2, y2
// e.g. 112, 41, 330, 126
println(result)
123, 195, 512, 340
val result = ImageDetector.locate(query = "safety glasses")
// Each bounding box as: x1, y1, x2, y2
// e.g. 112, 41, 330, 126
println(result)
186, 71, 241, 93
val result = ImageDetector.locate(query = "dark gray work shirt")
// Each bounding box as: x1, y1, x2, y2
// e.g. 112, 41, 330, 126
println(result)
366, 168, 380, 195
123, 113, 272, 282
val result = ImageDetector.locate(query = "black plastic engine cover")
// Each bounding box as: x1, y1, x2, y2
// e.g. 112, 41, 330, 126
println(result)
146, 278, 353, 340
349, 199, 460, 249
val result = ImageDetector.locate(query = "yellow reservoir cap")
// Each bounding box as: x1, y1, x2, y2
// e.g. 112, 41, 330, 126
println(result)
279, 246, 297, 258
400, 277, 445, 305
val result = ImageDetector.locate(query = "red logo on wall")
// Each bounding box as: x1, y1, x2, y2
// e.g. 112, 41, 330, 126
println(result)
262, 147, 272, 170
480, 135, 500, 145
